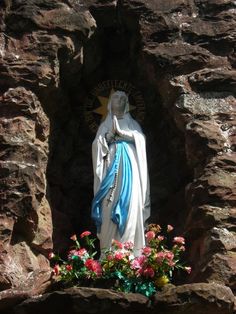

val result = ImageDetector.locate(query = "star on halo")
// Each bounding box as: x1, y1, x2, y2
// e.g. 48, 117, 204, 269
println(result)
93, 88, 115, 121
92, 88, 136, 121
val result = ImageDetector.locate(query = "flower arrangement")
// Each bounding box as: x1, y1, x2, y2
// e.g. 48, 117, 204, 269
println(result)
49, 224, 191, 297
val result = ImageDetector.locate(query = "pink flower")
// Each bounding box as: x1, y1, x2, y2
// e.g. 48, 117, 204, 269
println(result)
107, 254, 113, 261
131, 255, 147, 270
138, 255, 147, 263
68, 249, 77, 259
179, 245, 185, 251
124, 241, 134, 250
142, 246, 152, 256
167, 225, 174, 232
85, 259, 102, 276
168, 260, 175, 267
156, 251, 174, 264
131, 259, 142, 270
173, 236, 185, 245
68, 248, 88, 260
53, 264, 60, 276
142, 266, 155, 278
185, 266, 192, 274
157, 235, 164, 241
136, 255, 147, 266
114, 251, 124, 261
145, 231, 155, 242
77, 248, 88, 257
66, 264, 73, 271
165, 251, 174, 261
48, 252, 55, 259
80, 231, 91, 238
70, 234, 77, 241
111, 239, 123, 249
156, 252, 166, 264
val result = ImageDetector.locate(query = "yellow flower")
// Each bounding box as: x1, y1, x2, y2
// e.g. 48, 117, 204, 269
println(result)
155, 275, 169, 287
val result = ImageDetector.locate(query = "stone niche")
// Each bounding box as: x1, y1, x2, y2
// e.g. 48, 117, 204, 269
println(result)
0, 0, 235, 313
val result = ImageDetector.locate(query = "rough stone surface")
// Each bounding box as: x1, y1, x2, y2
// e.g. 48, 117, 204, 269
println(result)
154, 283, 236, 314
13, 287, 150, 314
0, 87, 52, 289
10, 284, 236, 314
0, 0, 236, 312
0, 0, 96, 308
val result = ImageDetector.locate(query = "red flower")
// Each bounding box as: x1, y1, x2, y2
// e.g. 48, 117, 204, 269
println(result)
66, 264, 73, 271
111, 239, 123, 249
53, 264, 60, 276
142, 246, 152, 256
173, 236, 185, 245
142, 266, 155, 278
85, 259, 93, 269
70, 234, 77, 241
157, 235, 164, 241
107, 254, 113, 261
80, 231, 91, 238
114, 251, 124, 261
85, 259, 102, 276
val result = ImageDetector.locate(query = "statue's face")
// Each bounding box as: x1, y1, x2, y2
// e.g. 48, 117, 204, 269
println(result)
111, 94, 126, 119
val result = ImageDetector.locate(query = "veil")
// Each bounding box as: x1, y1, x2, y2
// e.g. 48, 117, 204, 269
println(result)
101, 90, 139, 132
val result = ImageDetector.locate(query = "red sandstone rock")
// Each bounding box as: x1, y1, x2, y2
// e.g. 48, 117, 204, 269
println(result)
9, 284, 236, 314
0, 87, 52, 293
154, 283, 235, 314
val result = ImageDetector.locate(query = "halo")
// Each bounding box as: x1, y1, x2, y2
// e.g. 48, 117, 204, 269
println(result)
84, 80, 145, 133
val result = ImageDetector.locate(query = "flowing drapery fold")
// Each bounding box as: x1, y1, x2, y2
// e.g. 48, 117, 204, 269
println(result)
92, 141, 132, 236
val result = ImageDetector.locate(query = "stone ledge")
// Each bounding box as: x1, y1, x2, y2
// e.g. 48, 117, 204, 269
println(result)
7, 283, 235, 314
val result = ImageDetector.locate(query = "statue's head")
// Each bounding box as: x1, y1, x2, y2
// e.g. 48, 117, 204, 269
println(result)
108, 90, 129, 119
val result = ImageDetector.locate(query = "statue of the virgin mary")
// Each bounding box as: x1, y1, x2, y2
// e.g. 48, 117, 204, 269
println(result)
91, 90, 150, 256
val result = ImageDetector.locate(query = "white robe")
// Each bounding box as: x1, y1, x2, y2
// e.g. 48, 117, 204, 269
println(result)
92, 113, 150, 256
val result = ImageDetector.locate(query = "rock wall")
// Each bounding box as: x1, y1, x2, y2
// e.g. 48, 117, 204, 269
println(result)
0, 87, 51, 292
0, 0, 96, 305
0, 0, 235, 312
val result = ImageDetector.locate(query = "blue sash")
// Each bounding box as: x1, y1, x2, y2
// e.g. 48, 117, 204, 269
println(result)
91, 141, 132, 236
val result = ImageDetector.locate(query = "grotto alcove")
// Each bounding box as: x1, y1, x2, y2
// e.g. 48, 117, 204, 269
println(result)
46, 9, 191, 255
0, 0, 235, 313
